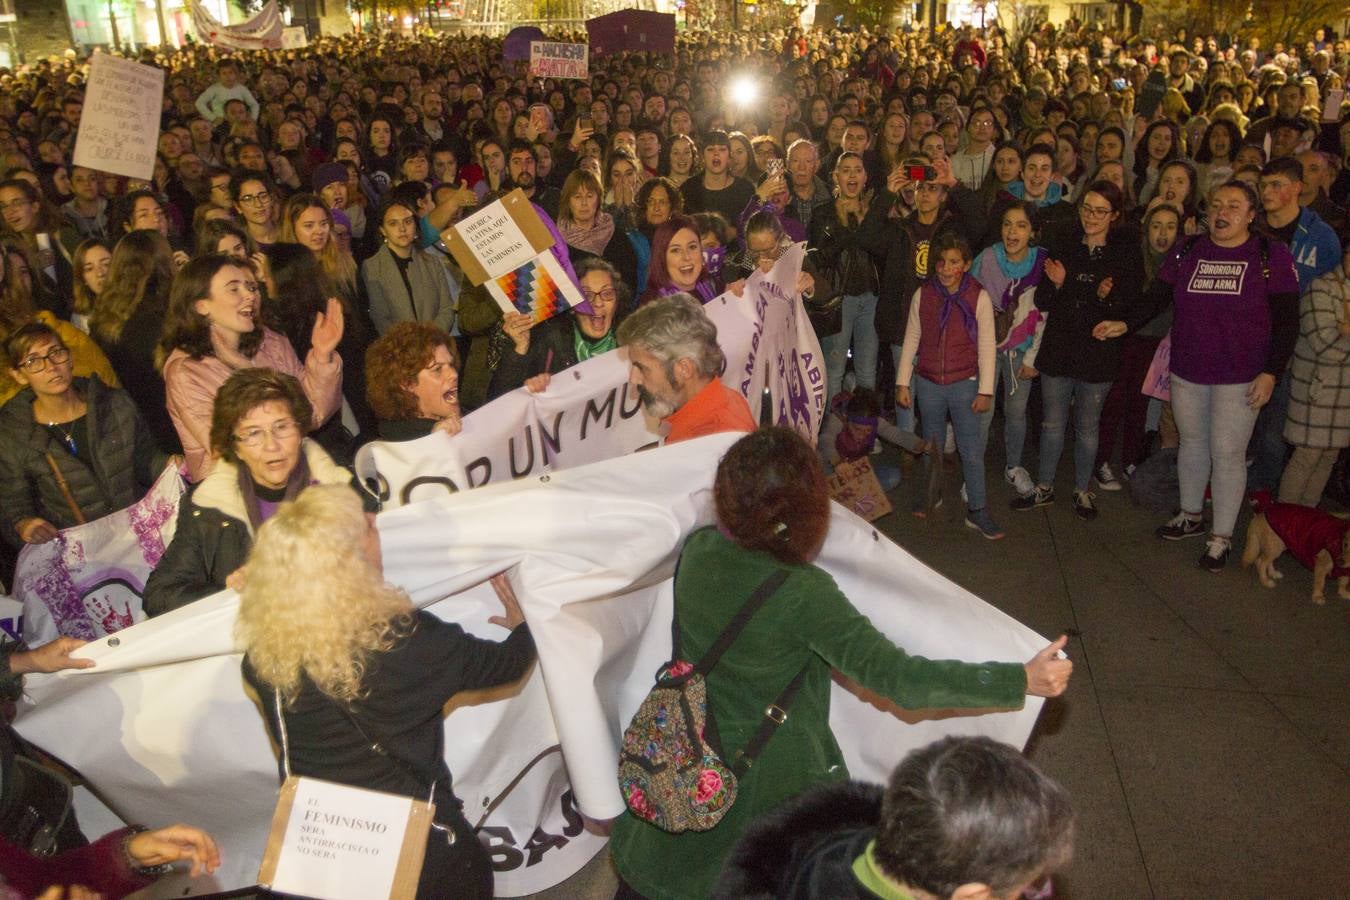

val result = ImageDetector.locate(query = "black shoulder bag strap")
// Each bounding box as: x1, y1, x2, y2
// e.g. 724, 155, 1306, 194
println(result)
274, 691, 456, 842
674, 567, 807, 777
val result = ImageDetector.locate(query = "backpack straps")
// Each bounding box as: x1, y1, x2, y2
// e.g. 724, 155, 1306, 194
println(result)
730, 666, 809, 778
692, 569, 791, 676
686, 567, 799, 778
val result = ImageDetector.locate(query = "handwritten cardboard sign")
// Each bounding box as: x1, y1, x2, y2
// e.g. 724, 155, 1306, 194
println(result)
282, 26, 308, 49
258, 776, 433, 900
529, 41, 589, 80
72, 53, 165, 182
828, 458, 894, 522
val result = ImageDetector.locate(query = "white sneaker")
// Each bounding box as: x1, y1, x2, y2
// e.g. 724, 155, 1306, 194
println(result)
1005, 466, 1035, 497
1096, 462, 1123, 492
960, 483, 968, 504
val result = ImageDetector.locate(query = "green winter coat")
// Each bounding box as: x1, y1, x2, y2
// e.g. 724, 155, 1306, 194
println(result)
609, 526, 1028, 900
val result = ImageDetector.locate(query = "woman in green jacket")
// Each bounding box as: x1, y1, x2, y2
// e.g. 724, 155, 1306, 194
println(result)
609, 427, 1073, 900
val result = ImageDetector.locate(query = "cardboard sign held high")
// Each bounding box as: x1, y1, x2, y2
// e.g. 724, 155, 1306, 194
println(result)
72, 54, 165, 182
443, 189, 585, 325
530, 41, 589, 80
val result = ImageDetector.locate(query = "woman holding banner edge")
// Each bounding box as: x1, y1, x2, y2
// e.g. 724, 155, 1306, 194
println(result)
236, 484, 535, 900
609, 427, 1073, 900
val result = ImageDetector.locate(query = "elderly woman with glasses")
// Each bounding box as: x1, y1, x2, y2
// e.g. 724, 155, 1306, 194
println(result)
143, 368, 354, 618
491, 257, 631, 399
0, 322, 174, 547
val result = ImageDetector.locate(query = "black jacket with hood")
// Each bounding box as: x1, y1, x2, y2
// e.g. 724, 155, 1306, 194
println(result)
714, 779, 885, 900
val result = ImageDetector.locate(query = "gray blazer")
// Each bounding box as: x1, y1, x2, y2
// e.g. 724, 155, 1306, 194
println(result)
361, 243, 456, 336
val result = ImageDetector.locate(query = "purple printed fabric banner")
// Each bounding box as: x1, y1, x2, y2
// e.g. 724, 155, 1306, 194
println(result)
14, 465, 185, 645
504, 25, 545, 61
585, 11, 675, 57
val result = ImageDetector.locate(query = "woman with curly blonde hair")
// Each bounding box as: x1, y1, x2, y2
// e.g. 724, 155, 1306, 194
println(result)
237, 483, 534, 900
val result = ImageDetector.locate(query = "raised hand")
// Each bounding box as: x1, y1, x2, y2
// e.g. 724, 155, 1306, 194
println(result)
502, 311, 534, 354
310, 297, 345, 360
1044, 258, 1066, 288
487, 572, 526, 629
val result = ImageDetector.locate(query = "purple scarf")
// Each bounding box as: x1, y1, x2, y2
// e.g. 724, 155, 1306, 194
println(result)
237, 453, 313, 531
935, 273, 979, 347
835, 415, 878, 460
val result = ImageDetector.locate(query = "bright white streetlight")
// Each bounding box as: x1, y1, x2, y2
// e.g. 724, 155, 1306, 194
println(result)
728, 75, 759, 107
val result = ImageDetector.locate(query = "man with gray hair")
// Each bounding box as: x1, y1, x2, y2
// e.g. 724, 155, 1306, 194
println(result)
617, 293, 756, 444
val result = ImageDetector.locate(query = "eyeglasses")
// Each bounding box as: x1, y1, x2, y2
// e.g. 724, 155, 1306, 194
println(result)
238, 191, 271, 206
582, 287, 617, 303
234, 418, 301, 447
748, 244, 787, 262
16, 346, 70, 374
1080, 205, 1114, 219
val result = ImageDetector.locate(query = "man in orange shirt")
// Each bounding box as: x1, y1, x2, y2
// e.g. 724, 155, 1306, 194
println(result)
617, 293, 757, 444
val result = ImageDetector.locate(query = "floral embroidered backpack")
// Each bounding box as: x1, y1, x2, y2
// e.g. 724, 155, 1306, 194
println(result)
618, 567, 806, 833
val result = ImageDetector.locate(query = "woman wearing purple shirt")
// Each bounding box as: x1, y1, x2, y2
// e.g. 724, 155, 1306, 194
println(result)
1102, 181, 1300, 570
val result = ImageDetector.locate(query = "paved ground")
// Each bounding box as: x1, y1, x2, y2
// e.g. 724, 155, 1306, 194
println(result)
530, 439, 1350, 899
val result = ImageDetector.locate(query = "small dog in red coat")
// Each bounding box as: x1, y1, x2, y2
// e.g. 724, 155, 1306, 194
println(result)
1242, 491, 1350, 604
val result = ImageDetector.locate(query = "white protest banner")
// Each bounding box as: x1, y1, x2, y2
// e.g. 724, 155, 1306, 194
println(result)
355, 244, 823, 506
0, 596, 22, 642
187, 0, 283, 50
16, 435, 1047, 897
72, 53, 166, 183
729, 242, 828, 443
529, 42, 589, 80
281, 25, 308, 49
14, 465, 185, 645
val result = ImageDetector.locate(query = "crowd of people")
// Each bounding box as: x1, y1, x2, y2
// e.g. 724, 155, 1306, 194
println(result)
0, 11, 1344, 896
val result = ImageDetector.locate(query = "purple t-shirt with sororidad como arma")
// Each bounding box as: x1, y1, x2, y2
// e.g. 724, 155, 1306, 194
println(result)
1160, 234, 1299, 385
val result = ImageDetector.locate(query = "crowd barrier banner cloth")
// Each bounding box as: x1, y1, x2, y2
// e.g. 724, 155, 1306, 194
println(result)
355, 242, 827, 507
187, 0, 283, 50
16, 435, 1047, 896
13, 248, 1047, 897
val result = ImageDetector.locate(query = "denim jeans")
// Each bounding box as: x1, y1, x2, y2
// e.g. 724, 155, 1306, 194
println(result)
1037, 375, 1112, 492
874, 462, 901, 492
915, 375, 988, 510
1247, 370, 1292, 492
824, 292, 879, 401
978, 350, 1035, 471
1170, 373, 1261, 537
891, 343, 915, 435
